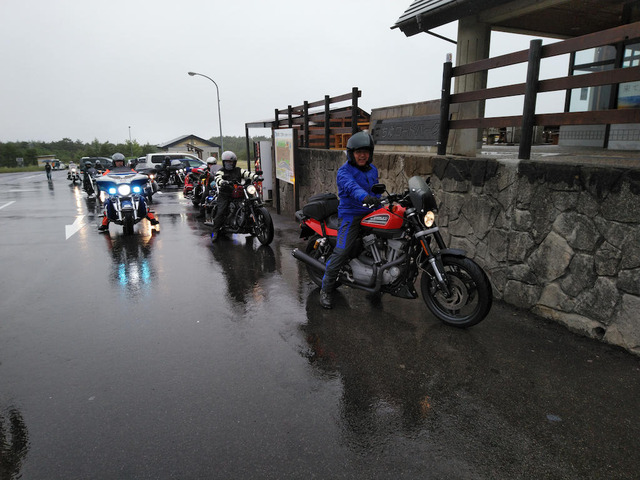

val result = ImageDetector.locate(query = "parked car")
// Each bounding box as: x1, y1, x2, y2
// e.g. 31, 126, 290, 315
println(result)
135, 152, 201, 170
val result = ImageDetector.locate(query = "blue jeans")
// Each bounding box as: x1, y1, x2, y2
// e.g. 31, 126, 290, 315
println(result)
321, 214, 364, 293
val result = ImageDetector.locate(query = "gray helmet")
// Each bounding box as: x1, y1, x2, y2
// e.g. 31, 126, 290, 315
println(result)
221, 151, 237, 171
346, 132, 374, 166
112, 152, 125, 166
206, 156, 217, 165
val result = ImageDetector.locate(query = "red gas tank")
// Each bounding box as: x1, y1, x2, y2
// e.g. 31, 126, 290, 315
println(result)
360, 205, 406, 236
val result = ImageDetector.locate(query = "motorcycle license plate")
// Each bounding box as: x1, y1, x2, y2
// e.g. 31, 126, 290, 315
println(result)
121, 200, 133, 210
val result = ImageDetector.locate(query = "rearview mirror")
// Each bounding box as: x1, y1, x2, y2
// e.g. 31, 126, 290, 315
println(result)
371, 183, 386, 195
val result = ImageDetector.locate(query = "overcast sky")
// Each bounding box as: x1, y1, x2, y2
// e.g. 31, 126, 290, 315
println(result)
0, 0, 566, 146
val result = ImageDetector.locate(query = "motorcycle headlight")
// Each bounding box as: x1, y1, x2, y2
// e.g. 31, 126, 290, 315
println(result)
424, 211, 435, 228
132, 185, 142, 194
246, 185, 257, 195
148, 173, 155, 181
118, 184, 131, 195
108, 187, 117, 195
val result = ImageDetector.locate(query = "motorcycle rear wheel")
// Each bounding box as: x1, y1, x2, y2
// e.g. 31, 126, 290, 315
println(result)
253, 207, 274, 245
420, 255, 492, 328
304, 235, 340, 288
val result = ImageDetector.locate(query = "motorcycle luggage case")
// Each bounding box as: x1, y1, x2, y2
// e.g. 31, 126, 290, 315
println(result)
302, 193, 338, 220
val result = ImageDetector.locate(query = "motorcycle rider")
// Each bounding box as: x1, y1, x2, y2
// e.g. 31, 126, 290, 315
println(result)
319, 131, 381, 309
210, 151, 262, 242
98, 153, 159, 232
83, 160, 98, 196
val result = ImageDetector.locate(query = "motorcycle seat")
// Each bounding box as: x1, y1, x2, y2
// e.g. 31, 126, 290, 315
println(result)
302, 193, 338, 220
326, 213, 340, 231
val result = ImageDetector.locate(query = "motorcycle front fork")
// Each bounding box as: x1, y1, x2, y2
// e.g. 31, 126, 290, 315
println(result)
418, 232, 452, 298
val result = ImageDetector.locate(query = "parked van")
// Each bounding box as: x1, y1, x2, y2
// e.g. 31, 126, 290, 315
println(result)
136, 152, 201, 168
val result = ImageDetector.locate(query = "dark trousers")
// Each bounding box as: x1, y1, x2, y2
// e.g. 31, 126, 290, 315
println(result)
321, 214, 364, 293
212, 194, 231, 232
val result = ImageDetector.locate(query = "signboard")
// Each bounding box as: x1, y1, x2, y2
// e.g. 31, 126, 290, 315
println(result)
618, 81, 640, 109
371, 115, 440, 146
274, 129, 295, 185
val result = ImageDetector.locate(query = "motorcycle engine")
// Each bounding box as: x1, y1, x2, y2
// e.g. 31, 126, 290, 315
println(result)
348, 236, 407, 285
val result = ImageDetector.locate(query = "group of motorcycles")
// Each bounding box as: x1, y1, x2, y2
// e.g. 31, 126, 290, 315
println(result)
73, 155, 492, 328
182, 164, 275, 246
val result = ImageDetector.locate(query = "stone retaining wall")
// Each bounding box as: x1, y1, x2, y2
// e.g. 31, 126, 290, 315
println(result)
281, 148, 640, 355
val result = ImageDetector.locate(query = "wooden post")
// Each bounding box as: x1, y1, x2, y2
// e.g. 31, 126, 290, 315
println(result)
351, 86, 359, 134
438, 61, 452, 155
519, 39, 542, 160
324, 95, 330, 149
303, 101, 309, 148
287, 105, 293, 128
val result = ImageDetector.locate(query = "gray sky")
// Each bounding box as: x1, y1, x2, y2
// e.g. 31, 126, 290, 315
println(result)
0, 0, 566, 146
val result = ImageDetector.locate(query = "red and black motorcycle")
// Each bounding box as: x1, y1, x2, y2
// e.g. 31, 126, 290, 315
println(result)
292, 176, 492, 328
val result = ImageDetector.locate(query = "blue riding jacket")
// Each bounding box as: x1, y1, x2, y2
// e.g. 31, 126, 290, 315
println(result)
336, 161, 380, 217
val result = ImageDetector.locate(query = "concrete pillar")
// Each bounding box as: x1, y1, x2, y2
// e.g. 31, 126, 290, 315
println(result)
450, 17, 491, 157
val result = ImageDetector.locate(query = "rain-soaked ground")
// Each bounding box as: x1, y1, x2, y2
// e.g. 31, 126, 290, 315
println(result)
1, 169, 639, 479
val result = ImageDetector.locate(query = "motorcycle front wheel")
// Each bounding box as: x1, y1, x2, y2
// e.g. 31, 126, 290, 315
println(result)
420, 255, 492, 328
123, 211, 135, 236
253, 206, 274, 245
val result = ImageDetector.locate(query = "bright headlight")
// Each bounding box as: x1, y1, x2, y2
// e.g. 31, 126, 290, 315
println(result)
132, 185, 142, 194
148, 174, 155, 180
246, 185, 257, 195
108, 187, 117, 195
118, 184, 131, 195
424, 211, 435, 227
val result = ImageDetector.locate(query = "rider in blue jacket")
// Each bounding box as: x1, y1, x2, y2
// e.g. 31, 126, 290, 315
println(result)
320, 131, 381, 309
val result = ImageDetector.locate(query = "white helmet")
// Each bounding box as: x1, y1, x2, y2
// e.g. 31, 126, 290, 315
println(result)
112, 152, 125, 166
221, 151, 237, 171
206, 156, 217, 165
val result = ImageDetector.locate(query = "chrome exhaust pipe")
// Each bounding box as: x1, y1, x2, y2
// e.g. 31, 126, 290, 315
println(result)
292, 248, 326, 273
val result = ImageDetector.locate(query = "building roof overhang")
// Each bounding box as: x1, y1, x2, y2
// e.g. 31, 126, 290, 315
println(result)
393, 0, 640, 39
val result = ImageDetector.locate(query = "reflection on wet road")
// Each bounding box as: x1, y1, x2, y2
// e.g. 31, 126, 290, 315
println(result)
0, 170, 639, 479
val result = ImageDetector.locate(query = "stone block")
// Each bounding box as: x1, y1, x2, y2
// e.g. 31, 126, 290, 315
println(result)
594, 242, 622, 276
503, 280, 541, 308
528, 231, 574, 282
507, 231, 535, 262
574, 277, 620, 324
604, 294, 640, 354
560, 253, 596, 297
552, 211, 601, 251
618, 268, 640, 295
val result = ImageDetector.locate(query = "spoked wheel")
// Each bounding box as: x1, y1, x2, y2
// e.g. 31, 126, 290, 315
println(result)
420, 255, 492, 328
253, 207, 274, 245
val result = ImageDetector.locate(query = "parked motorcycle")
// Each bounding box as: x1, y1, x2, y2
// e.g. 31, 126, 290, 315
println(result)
155, 159, 185, 189
67, 165, 80, 184
206, 176, 274, 246
292, 176, 493, 328
183, 165, 208, 206
96, 171, 155, 235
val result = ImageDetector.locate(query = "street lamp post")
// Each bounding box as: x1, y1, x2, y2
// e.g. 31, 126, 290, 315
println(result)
188, 71, 224, 154
128, 126, 134, 158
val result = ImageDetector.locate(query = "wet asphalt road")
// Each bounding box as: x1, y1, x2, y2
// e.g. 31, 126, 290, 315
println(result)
1, 170, 639, 480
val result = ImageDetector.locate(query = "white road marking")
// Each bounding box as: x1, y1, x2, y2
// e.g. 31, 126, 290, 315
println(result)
65, 215, 86, 240
0, 201, 16, 210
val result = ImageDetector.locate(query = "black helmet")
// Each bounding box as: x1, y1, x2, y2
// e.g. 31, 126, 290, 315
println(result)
346, 132, 374, 166
221, 151, 237, 171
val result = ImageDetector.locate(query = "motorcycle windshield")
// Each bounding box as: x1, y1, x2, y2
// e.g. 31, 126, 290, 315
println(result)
407, 176, 438, 214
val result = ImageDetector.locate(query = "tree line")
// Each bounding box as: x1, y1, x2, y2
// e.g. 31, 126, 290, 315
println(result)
0, 136, 269, 168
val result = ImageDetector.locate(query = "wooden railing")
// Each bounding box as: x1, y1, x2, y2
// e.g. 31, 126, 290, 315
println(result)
438, 22, 640, 159
273, 87, 370, 149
